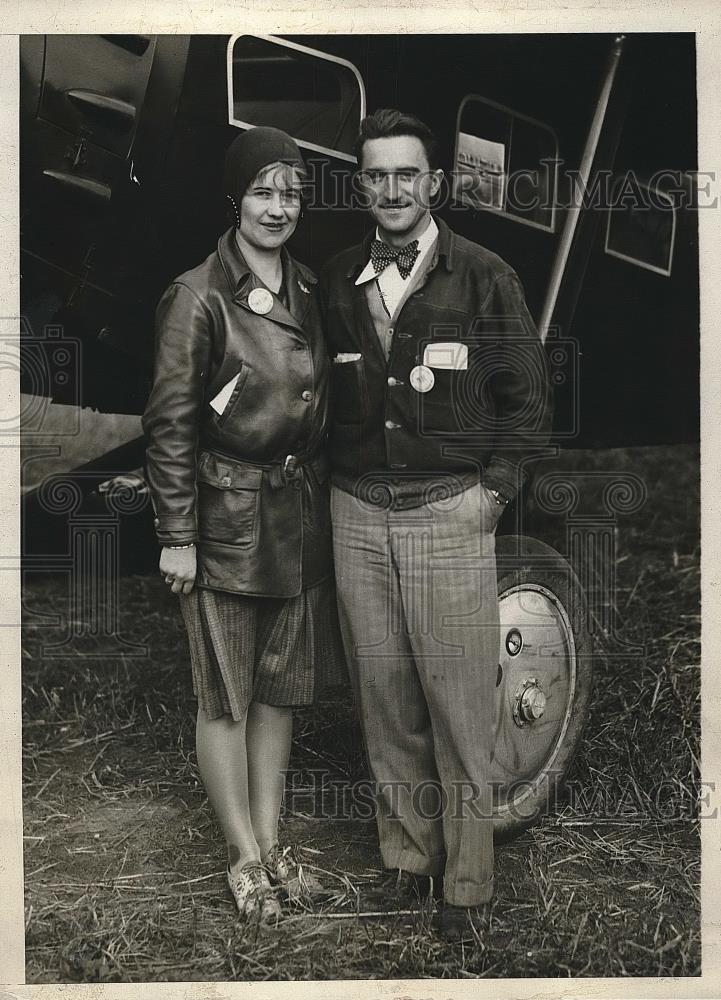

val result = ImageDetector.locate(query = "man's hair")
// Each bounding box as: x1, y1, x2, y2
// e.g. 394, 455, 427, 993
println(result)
354, 108, 440, 170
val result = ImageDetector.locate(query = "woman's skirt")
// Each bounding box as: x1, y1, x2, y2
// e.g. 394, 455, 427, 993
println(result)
179, 578, 347, 721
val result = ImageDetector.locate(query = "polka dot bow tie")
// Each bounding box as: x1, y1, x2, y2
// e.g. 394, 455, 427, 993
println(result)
370, 238, 420, 280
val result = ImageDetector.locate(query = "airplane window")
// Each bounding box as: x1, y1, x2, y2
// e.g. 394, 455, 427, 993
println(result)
605, 178, 675, 276
228, 35, 365, 162
453, 95, 558, 232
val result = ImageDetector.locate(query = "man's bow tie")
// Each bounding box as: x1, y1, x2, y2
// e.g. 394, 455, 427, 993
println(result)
370, 238, 420, 280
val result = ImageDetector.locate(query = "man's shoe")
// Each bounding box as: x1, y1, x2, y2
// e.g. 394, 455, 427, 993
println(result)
365, 868, 440, 906
434, 902, 489, 943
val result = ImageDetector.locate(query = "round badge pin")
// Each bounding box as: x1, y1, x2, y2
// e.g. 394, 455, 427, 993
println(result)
248, 287, 274, 315
409, 364, 435, 393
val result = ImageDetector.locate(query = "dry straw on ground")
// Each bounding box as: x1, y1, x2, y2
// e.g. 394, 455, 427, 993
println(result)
22, 444, 700, 980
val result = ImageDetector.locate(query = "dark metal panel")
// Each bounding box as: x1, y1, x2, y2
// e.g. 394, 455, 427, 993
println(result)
40, 35, 156, 156
20, 35, 45, 119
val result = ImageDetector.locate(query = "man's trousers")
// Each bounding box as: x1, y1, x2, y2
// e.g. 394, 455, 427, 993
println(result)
331, 482, 499, 906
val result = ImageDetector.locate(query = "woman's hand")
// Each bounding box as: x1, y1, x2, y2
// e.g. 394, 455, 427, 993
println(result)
159, 546, 197, 595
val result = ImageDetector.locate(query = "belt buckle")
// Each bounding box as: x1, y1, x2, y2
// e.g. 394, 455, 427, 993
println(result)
283, 454, 299, 478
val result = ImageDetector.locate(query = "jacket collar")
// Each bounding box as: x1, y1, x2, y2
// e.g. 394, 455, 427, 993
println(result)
343, 214, 455, 280
217, 227, 317, 334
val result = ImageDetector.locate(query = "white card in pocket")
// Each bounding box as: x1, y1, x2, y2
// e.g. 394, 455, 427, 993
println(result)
333, 353, 362, 364
209, 373, 240, 415
423, 342, 468, 370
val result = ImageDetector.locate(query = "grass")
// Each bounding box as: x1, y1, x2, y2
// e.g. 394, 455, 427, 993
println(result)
21, 443, 701, 981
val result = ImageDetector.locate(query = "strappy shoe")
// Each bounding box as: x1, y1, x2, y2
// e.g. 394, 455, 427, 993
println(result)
262, 843, 328, 903
226, 861, 282, 925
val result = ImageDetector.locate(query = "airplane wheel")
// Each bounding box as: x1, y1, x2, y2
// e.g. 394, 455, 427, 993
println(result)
492, 534, 594, 841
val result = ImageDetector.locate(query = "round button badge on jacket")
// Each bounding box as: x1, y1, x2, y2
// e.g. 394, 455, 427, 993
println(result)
409, 364, 435, 393
248, 287, 274, 315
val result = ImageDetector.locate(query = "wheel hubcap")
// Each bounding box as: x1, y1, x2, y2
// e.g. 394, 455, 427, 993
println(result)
491, 583, 577, 818
515, 677, 547, 725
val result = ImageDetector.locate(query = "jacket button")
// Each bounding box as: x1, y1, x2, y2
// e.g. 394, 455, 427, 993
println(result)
385, 420, 400, 430
387, 376, 398, 387
153, 518, 160, 527
301, 390, 313, 402
221, 475, 231, 486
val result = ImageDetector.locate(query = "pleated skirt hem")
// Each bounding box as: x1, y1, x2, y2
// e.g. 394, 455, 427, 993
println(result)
179, 578, 348, 721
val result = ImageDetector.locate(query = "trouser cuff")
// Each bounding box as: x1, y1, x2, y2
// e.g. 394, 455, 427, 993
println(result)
381, 845, 446, 877
444, 874, 494, 907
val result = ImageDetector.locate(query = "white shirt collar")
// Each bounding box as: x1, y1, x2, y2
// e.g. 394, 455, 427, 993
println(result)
355, 216, 439, 286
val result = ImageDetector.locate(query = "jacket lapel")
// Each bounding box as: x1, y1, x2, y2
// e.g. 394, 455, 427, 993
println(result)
345, 230, 388, 366
221, 234, 315, 338
354, 277, 388, 368
232, 277, 304, 337
281, 249, 316, 330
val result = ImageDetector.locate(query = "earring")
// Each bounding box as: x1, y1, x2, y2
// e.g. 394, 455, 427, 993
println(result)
226, 194, 240, 228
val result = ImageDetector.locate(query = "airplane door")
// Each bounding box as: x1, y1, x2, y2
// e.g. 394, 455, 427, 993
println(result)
22, 35, 158, 282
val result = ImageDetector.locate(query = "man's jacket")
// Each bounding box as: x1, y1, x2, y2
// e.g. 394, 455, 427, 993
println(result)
320, 216, 553, 501
142, 227, 331, 597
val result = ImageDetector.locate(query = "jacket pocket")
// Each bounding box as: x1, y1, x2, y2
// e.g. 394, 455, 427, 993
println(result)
417, 369, 469, 433
214, 363, 251, 429
330, 356, 368, 424
196, 450, 262, 548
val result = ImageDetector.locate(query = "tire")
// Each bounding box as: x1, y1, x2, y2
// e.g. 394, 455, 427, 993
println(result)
492, 534, 594, 842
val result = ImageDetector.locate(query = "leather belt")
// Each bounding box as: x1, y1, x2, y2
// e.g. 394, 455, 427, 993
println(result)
199, 446, 327, 490
267, 452, 327, 489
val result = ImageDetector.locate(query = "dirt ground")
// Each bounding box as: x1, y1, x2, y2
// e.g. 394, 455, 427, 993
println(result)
21, 444, 700, 981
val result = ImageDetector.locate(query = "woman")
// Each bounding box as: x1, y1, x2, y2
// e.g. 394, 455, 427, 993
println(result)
142, 127, 343, 926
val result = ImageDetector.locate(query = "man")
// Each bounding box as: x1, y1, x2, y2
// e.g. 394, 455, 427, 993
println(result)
320, 109, 552, 941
